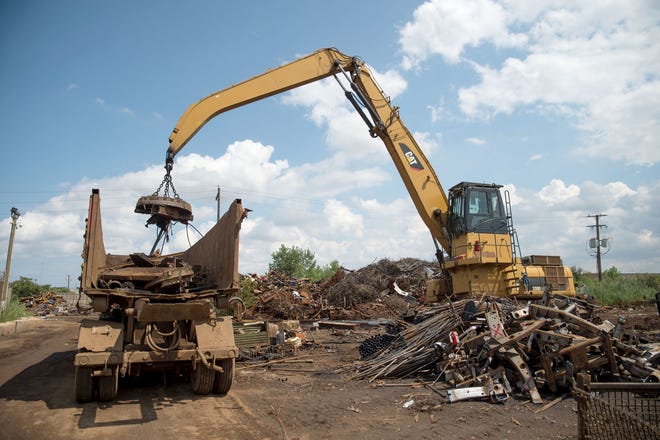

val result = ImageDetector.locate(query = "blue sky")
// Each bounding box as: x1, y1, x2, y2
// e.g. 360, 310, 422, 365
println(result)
1, 0, 658, 287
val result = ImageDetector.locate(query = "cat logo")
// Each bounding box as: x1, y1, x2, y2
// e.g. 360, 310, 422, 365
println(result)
399, 143, 424, 171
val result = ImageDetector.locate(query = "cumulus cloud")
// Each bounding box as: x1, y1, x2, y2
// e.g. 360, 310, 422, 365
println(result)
0, 135, 398, 282
399, 0, 527, 68
323, 199, 364, 236
538, 179, 580, 205
400, 0, 660, 165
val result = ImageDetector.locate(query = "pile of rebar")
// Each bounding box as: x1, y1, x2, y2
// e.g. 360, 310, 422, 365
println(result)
350, 299, 468, 381
346, 294, 660, 407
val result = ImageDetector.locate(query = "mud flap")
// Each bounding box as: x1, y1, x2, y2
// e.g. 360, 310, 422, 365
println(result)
77, 319, 124, 352
194, 317, 236, 350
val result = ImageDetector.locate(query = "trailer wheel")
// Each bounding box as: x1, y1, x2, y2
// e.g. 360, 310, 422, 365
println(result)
97, 367, 119, 402
191, 364, 215, 395
213, 358, 234, 394
74, 366, 94, 403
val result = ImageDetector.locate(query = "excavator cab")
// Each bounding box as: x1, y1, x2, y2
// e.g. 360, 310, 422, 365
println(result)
447, 182, 508, 237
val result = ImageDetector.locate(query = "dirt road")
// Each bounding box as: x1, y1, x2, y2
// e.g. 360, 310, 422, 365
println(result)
0, 315, 579, 440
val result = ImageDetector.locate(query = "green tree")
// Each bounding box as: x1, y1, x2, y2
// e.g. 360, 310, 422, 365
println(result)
307, 260, 341, 281
269, 244, 339, 281
270, 244, 315, 277
9, 277, 46, 298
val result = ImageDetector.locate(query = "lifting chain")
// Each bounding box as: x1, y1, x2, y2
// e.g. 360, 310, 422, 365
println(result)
152, 164, 180, 199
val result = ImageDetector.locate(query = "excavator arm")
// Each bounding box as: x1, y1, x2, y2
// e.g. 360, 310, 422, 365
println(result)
166, 48, 450, 252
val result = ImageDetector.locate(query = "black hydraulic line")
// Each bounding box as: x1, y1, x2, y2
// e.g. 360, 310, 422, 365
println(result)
348, 75, 385, 133
333, 62, 385, 136
346, 90, 375, 132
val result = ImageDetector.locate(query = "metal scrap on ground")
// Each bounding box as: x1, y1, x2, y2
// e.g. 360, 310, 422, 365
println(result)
243, 259, 658, 413
345, 293, 659, 408
19, 292, 80, 316
246, 258, 439, 321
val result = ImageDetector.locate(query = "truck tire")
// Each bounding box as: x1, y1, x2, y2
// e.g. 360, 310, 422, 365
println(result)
213, 358, 234, 394
97, 367, 119, 402
191, 364, 215, 395
74, 366, 94, 403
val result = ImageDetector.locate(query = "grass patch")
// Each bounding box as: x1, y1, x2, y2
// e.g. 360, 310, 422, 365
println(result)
574, 267, 659, 306
0, 297, 30, 322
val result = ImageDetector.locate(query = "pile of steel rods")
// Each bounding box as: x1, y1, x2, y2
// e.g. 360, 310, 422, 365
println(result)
350, 299, 468, 381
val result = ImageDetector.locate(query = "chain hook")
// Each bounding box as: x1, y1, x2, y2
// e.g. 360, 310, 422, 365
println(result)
153, 160, 180, 199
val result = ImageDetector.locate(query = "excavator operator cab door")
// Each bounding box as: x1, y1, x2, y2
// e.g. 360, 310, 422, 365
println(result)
448, 182, 508, 237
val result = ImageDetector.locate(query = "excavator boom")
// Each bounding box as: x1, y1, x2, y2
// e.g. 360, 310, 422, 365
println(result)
166, 48, 449, 251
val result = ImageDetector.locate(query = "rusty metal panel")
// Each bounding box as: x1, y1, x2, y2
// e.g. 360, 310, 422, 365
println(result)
182, 199, 246, 292
80, 189, 107, 290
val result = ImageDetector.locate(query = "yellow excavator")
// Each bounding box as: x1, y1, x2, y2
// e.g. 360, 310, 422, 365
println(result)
154, 47, 575, 299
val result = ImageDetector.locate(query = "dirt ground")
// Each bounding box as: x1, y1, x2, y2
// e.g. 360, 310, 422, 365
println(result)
0, 304, 657, 440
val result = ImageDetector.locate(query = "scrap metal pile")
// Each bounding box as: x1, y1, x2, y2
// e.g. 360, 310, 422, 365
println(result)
349, 295, 660, 404
19, 292, 75, 316
247, 258, 438, 320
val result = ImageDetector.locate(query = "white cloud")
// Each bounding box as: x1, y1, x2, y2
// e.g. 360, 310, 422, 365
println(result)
323, 199, 364, 237
399, 0, 527, 68
0, 136, 399, 281
400, 0, 660, 165
575, 81, 660, 165
428, 101, 448, 123
1, 152, 658, 285
507, 178, 660, 273
280, 66, 408, 161
538, 179, 580, 205
604, 182, 636, 200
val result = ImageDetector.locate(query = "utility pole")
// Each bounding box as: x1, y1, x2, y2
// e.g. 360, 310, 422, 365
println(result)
1, 207, 21, 307
67, 274, 71, 290
215, 186, 221, 222
587, 214, 607, 281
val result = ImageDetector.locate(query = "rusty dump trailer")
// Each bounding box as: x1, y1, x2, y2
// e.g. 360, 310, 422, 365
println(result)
74, 189, 246, 402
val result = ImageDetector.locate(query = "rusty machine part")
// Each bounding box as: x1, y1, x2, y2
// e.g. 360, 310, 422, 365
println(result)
135, 195, 193, 227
